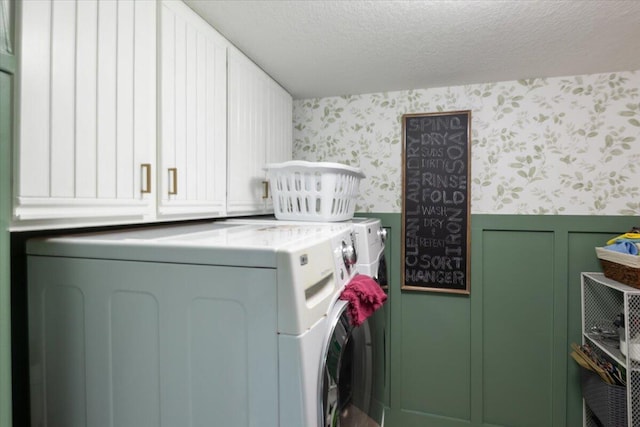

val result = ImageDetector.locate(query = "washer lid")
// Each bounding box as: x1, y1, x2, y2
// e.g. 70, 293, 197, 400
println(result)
26, 221, 351, 268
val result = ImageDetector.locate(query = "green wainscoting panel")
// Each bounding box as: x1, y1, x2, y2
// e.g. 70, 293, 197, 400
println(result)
401, 293, 470, 419
2, 4, 15, 424
1, 68, 14, 427
482, 230, 554, 427
367, 213, 636, 427
394, 409, 472, 427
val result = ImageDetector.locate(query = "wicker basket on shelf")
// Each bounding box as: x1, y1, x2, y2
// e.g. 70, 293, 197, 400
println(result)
581, 368, 627, 427
596, 247, 640, 289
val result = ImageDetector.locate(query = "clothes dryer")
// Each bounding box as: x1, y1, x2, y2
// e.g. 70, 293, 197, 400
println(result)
348, 218, 389, 427
26, 221, 361, 427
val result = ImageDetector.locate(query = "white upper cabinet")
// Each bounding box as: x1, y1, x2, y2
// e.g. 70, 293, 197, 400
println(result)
15, 0, 157, 228
158, 1, 227, 219
227, 48, 292, 215
13, 0, 293, 230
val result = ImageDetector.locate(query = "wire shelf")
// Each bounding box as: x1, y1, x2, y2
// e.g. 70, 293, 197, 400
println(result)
582, 272, 640, 426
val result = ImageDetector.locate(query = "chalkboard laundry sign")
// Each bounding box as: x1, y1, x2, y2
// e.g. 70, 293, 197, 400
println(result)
401, 111, 471, 294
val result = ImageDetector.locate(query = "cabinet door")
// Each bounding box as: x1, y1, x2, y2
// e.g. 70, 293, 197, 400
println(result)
264, 80, 293, 210
15, 0, 156, 228
158, 1, 227, 219
227, 49, 292, 215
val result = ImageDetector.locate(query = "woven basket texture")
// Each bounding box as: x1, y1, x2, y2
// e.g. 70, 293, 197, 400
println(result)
581, 368, 627, 427
600, 259, 640, 289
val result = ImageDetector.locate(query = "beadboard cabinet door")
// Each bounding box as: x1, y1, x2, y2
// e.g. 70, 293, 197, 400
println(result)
15, 0, 156, 229
227, 48, 292, 216
264, 76, 294, 211
158, 0, 227, 219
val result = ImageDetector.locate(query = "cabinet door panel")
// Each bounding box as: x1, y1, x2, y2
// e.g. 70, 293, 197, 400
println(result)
195, 32, 207, 202
209, 41, 227, 204
227, 49, 292, 215
160, 6, 176, 194
227, 50, 269, 214
183, 24, 197, 201
50, 0, 75, 198
75, 0, 98, 198
158, 1, 227, 218
266, 81, 293, 165
116, 0, 135, 200
116, 0, 134, 198
172, 12, 186, 199
16, 0, 156, 226
96, 0, 118, 199
264, 82, 292, 210
133, 0, 156, 206
19, 0, 51, 198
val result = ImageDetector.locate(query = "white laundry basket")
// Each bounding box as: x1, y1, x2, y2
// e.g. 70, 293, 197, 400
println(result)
266, 161, 365, 221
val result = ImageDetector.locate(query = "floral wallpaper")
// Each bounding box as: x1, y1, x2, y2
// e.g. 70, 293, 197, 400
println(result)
292, 71, 640, 215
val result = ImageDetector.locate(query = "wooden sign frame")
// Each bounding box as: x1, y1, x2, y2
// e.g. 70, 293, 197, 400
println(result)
401, 111, 471, 294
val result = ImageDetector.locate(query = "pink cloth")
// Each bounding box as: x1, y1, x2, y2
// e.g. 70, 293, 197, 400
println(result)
339, 274, 388, 326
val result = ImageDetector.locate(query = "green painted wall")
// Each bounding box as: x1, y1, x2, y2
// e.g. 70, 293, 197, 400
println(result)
0, 53, 14, 427
368, 213, 632, 427
1, 2, 14, 425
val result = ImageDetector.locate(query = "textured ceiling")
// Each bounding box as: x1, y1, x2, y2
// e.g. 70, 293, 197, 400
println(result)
183, 0, 640, 100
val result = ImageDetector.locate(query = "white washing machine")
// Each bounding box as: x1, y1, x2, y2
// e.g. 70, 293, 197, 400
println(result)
225, 217, 387, 285
225, 216, 389, 426
26, 221, 361, 427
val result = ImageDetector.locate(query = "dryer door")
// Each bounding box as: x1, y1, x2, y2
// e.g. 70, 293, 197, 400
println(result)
319, 300, 378, 427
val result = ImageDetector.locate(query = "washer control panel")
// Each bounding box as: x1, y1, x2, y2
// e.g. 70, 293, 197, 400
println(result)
341, 236, 358, 271
332, 231, 358, 283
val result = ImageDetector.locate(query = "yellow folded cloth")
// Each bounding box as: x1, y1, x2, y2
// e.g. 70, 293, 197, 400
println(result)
606, 233, 640, 245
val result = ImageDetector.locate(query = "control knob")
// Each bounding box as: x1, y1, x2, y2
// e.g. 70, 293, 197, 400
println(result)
378, 228, 387, 242
342, 241, 357, 269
